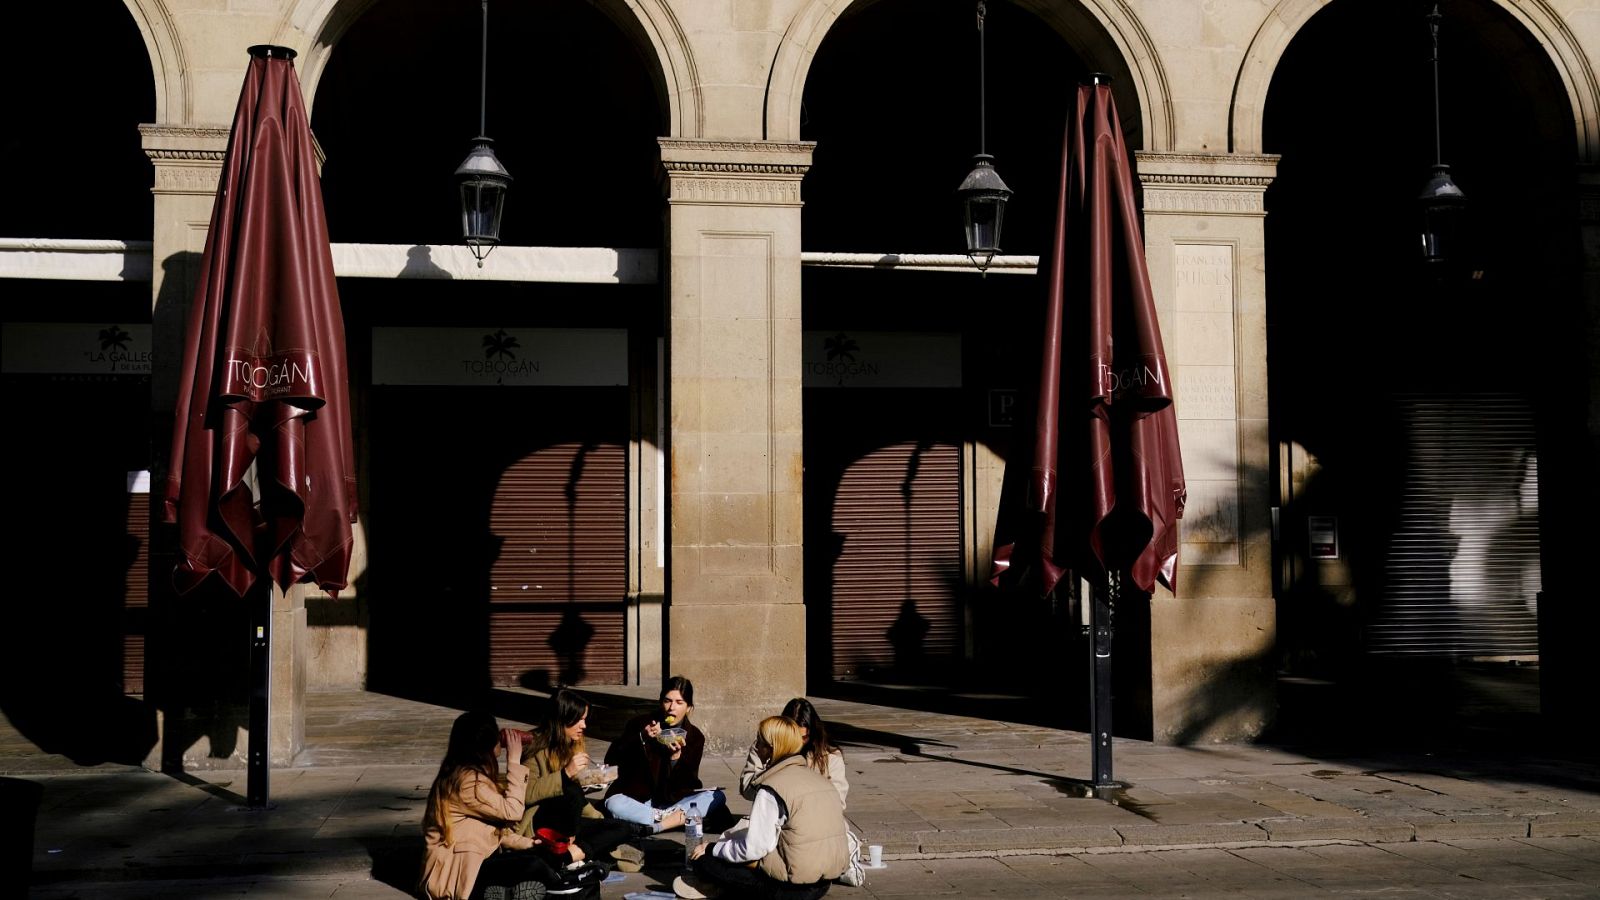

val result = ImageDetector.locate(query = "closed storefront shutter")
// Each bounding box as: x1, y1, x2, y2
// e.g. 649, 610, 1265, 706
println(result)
4, 318, 152, 697
487, 438, 628, 685
1369, 393, 1541, 656
827, 440, 963, 678
124, 489, 149, 694
369, 385, 628, 690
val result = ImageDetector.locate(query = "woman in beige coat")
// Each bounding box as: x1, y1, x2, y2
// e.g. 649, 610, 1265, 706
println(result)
419, 711, 558, 900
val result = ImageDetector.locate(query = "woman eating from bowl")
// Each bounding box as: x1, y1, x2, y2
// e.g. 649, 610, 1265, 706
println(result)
512, 688, 640, 871
604, 675, 726, 831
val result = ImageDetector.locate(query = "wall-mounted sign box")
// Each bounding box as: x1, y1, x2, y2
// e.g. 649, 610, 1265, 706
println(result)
1308, 515, 1339, 560
372, 327, 627, 386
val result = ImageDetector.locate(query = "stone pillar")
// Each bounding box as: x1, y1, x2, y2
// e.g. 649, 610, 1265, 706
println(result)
658, 139, 813, 753
141, 125, 228, 413
1134, 151, 1279, 743
142, 124, 306, 768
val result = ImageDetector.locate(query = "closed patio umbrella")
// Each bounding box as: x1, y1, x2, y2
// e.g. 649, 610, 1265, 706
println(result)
163, 45, 357, 805
992, 75, 1185, 787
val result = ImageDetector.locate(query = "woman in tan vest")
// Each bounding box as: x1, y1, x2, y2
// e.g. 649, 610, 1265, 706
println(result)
675, 716, 848, 899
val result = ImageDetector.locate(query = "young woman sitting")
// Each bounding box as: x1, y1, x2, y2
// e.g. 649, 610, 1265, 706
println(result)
739, 697, 848, 810
512, 688, 641, 871
604, 675, 726, 832
675, 716, 849, 900
418, 711, 560, 900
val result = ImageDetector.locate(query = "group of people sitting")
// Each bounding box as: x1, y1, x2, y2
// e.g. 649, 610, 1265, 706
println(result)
418, 675, 852, 900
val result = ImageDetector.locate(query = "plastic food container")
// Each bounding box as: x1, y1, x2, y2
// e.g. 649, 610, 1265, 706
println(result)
656, 726, 687, 746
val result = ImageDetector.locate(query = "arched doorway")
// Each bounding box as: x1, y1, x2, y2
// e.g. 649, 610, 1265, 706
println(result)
796, 0, 1140, 724
310, 0, 666, 703
1261, 0, 1581, 743
0, 1, 160, 762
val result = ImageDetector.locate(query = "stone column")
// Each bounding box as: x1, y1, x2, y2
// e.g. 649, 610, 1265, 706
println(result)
142, 124, 306, 768
1134, 151, 1279, 743
658, 139, 813, 753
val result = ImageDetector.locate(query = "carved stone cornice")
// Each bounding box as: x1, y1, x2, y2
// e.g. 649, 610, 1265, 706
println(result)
1140, 173, 1274, 187
658, 138, 813, 207
660, 160, 811, 176
139, 124, 231, 155
1135, 152, 1278, 217
140, 124, 228, 196
1143, 189, 1268, 215
138, 123, 327, 195
665, 176, 804, 206
659, 138, 814, 158
1136, 151, 1279, 174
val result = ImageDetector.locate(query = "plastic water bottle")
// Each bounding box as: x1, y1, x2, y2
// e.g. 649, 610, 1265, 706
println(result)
683, 801, 703, 868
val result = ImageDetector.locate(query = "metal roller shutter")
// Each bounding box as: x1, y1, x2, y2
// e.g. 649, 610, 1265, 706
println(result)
487, 439, 628, 685
124, 490, 149, 694
829, 441, 963, 678
368, 384, 628, 690
1369, 393, 1541, 656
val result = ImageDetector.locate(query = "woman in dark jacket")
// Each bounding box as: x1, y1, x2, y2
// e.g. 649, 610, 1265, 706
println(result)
604, 675, 726, 832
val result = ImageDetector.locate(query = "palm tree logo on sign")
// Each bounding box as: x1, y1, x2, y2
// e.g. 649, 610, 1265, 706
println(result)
824, 331, 860, 386
482, 329, 521, 385
99, 325, 131, 352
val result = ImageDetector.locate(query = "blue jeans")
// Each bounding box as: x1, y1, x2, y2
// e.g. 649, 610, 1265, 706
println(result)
604, 788, 725, 832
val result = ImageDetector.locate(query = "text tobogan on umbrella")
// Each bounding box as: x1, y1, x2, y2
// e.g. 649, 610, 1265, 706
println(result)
991, 75, 1185, 788
163, 45, 357, 806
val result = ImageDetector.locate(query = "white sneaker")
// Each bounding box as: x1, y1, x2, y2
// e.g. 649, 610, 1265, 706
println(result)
672, 874, 722, 899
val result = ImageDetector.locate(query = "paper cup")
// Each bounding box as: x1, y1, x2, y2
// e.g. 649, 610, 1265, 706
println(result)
868, 844, 883, 867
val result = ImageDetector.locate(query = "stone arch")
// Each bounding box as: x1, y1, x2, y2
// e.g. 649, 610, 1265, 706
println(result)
275, 0, 697, 135
124, 0, 188, 122
765, 0, 1173, 150
1232, 0, 1599, 162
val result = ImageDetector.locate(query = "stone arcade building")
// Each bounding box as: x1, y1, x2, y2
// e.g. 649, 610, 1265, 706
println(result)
1, 0, 1595, 767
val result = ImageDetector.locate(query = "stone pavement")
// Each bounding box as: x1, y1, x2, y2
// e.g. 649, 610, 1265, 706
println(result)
6, 687, 1600, 898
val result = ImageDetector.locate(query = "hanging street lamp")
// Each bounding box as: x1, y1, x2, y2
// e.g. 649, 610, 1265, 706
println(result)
956, 0, 1011, 274
1419, 2, 1466, 265
456, 0, 512, 267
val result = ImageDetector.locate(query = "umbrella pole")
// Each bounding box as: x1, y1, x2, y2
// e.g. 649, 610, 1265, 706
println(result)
247, 578, 271, 808
1089, 572, 1118, 789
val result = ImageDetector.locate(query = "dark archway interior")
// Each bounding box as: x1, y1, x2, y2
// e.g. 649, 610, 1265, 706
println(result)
312, 0, 665, 250
800, 0, 1096, 256
0, 1, 155, 239
1263, 0, 1581, 748
310, 1, 667, 706
797, 1, 1150, 732
0, 3, 160, 765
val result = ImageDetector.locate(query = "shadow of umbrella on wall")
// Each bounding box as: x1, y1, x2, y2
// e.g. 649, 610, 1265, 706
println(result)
991, 75, 1185, 788
163, 45, 358, 807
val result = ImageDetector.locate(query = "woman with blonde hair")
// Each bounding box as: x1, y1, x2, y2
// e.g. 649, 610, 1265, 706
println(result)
418, 710, 556, 900
675, 716, 848, 900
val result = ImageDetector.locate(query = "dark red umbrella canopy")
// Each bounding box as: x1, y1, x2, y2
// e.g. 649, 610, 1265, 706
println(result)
992, 80, 1185, 597
163, 46, 357, 598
